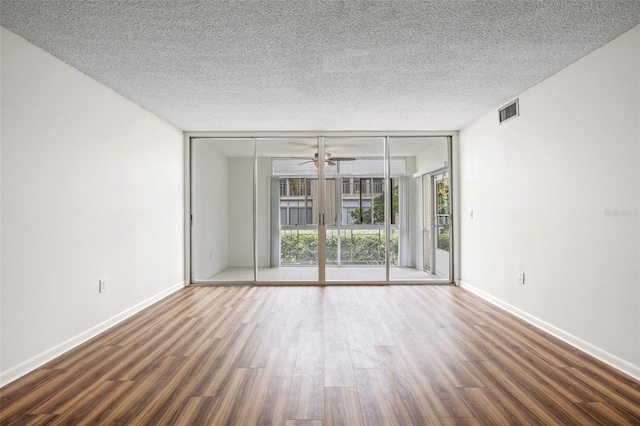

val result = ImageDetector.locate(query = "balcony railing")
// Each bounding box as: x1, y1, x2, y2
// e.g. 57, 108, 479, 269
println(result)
280, 228, 399, 266
342, 181, 384, 196
280, 179, 314, 197
280, 178, 386, 198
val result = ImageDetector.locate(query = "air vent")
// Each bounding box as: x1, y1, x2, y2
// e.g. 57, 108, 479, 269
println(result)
498, 99, 519, 124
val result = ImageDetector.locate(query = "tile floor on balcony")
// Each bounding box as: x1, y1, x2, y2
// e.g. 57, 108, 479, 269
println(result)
204, 266, 446, 283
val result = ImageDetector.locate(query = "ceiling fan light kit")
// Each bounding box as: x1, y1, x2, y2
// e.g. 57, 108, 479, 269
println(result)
314, 152, 332, 167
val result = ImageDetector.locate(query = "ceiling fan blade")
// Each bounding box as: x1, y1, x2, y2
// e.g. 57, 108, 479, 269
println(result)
330, 157, 356, 161
297, 160, 315, 165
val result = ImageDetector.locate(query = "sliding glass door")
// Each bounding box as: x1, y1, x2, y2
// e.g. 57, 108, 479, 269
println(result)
324, 137, 387, 282
257, 138, 319, 283
433, 171, 451, 279
190, 135, 453, 284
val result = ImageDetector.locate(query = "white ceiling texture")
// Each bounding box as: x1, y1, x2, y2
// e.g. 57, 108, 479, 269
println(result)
1, 1, 639, 132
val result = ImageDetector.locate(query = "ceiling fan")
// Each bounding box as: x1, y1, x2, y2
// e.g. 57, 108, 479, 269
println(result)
299, 152, 356, 167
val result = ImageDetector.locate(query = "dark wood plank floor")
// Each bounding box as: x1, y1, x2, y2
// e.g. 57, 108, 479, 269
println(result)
2, 285, 639, 425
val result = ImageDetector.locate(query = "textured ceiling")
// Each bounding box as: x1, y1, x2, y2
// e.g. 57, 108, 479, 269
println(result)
2, 1, 639, 131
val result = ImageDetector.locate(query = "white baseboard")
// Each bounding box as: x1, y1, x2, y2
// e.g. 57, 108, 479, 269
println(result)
459, 281, 640, 381
0, 281, 186, 387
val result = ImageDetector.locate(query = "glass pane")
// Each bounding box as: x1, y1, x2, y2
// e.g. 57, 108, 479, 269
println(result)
324, 137, 386, 282
257, 137, 319, 282
339, 229, 387, 265
389, 136, 450, 282
422, 174, 431, 272
434, 174, 451, 278
281, 229, 318, 264
191, 138, 255, 282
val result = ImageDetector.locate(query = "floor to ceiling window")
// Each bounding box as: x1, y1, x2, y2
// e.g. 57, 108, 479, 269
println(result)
190, 135, 453, 284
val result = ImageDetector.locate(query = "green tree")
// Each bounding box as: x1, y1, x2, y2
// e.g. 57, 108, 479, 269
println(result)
287, 178, 299, 196
437, 181, 449, 214
350, 187, 399, 225
436, 180, 450, 251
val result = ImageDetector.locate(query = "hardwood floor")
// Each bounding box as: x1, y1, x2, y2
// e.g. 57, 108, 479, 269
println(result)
2, 285, 639, 425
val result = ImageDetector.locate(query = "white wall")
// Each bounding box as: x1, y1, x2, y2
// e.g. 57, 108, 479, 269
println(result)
0, 28, 184, 383
415, 140, 448, 174
225, 156, 271, 268
228, 157, 254, 267
194, 153, 275, 274
460, 25, 640, 377
192, 142, 229, 278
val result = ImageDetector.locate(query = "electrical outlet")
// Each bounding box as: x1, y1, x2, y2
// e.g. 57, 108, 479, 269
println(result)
99, 279, 107, 293
518, 272, 525, 285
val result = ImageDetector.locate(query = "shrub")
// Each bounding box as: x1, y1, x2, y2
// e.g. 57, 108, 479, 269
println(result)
437, 233, 450, 251
281, 230, 398, 265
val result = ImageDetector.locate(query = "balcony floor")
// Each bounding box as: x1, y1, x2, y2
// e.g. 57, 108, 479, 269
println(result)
204, 265, 447, 283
